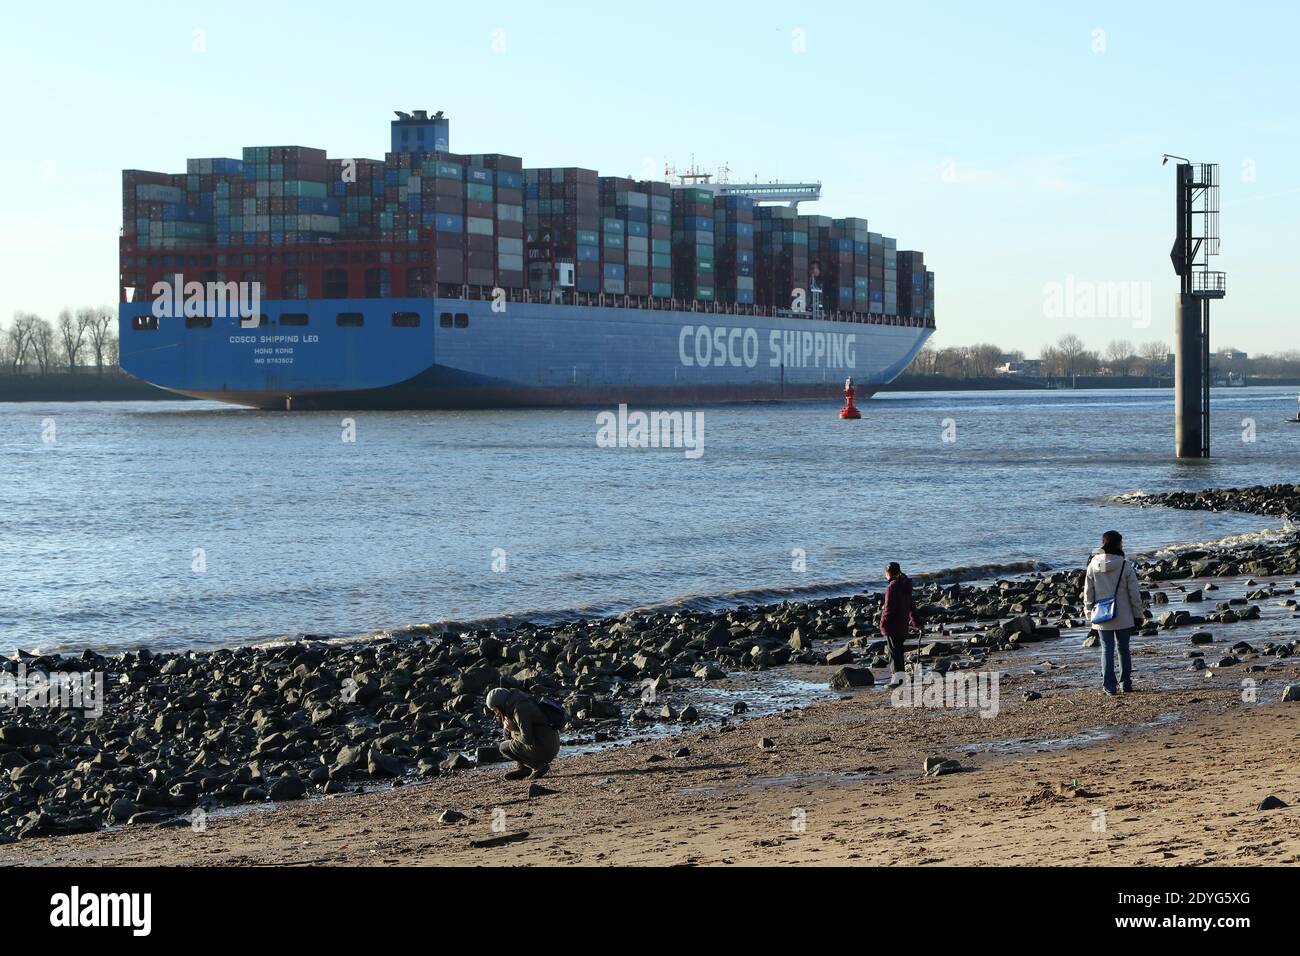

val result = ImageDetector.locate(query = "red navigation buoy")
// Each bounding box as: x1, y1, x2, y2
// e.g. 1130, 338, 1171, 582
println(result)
839, 377, 861, 419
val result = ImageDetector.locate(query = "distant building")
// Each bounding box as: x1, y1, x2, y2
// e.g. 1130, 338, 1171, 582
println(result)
1217, 348, 1248, 361
996, 359, 1041, 376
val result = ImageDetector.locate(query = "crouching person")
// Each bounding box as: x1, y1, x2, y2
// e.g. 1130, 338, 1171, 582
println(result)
485, 687, 563, 781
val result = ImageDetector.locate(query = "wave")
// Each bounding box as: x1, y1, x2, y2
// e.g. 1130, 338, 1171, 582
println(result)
261, 558, 1053, 651
1149, 524, 1295, 559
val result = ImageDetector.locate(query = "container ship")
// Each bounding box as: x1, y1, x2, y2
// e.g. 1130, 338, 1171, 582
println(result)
117, 111, 935, 409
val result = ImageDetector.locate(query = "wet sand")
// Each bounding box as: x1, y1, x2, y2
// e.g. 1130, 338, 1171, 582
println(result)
6, 572, 1298, 867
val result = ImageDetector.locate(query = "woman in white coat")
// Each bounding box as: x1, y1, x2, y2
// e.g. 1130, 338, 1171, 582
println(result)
1083, 530, 1146, 695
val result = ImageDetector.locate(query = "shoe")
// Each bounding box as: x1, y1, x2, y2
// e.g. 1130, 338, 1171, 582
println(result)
530, 764, 550, 780
1120, 682, 1133, 693
1102, 688, 1116, 696
889, 672, 904, 688
503, 766, 530, 781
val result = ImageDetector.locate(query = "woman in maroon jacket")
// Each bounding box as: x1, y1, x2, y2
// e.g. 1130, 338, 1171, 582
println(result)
880, 562, 922, 687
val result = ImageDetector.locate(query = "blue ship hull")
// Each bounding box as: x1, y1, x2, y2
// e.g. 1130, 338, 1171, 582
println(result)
119, 298, 932, 409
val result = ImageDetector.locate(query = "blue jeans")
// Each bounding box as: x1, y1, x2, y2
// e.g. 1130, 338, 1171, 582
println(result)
1100, 628, 1134, 693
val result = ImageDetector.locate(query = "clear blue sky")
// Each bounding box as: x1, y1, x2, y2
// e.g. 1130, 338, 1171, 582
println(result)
2, 0, 1295, 356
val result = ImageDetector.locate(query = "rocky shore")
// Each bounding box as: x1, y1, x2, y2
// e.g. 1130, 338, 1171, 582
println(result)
1124, 482, 1300, 519
3, 490, 1300, 844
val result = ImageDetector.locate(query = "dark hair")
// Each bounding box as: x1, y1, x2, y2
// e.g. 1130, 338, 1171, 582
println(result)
1100, 530, 1124, 556
885, 561, 901, 577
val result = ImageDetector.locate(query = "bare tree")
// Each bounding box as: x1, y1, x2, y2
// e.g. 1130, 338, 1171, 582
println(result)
968, 343, 1004, 378
30, 316, 57, 374
6, 313, 37, 372
1104, 339, 1134, 376
0, 319, 14, 371
908, 343, 938, 375
85, 306, 115, 373
1038, 346, 1056, 377
58, 309, 86, 370
1056, 333, 1087, 381
934, 346, 970, 378
1139, 341, 1169, 378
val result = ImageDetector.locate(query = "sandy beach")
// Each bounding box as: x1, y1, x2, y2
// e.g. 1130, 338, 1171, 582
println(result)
5, 565, 1298, 867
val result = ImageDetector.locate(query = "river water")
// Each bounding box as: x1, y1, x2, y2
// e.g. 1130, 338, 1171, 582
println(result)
2, 387, 1297, 655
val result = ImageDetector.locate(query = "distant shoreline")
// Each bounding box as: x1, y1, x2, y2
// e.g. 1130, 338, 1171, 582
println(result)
2, 372, 1294, 403
879, 374, 1300, 393
0, 372, 187, 402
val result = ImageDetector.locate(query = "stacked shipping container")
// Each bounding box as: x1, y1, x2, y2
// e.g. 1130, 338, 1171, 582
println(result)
883, 236, 898, 317
121, 115, 931, 322
524, 167, 601, 293
754, 206, 809, 310
713, 195, 755, 304
671, 188, 715, 302
470, 154, 526, 291
897, 251, 927, 321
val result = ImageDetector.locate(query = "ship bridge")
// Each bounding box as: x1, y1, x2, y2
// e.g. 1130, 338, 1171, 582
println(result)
710, 182, 821, 209
667, 164, 822, 209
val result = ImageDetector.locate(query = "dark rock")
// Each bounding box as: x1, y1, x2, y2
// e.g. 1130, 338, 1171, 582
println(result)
268, 776, 307, 801
925, 757, 962, 777
825, 647, 855, 666
108, 798, 138, 823
1257, 795, 1287, 811
828, 666, 874, 690
440, 752, 473, 772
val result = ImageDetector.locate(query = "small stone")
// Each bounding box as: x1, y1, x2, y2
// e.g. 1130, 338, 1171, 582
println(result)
438, 809, 466, 824
758, 737, 775, 750
1023, 691, 1042, 702
527, 783, 558, 798
1257, 795, 1287, 811
672, 747, 690, 758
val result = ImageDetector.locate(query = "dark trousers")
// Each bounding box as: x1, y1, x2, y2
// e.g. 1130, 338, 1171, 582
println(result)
500, 727, 560, 770
1100, 628, 1134, 693
884, 630, 909, 672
